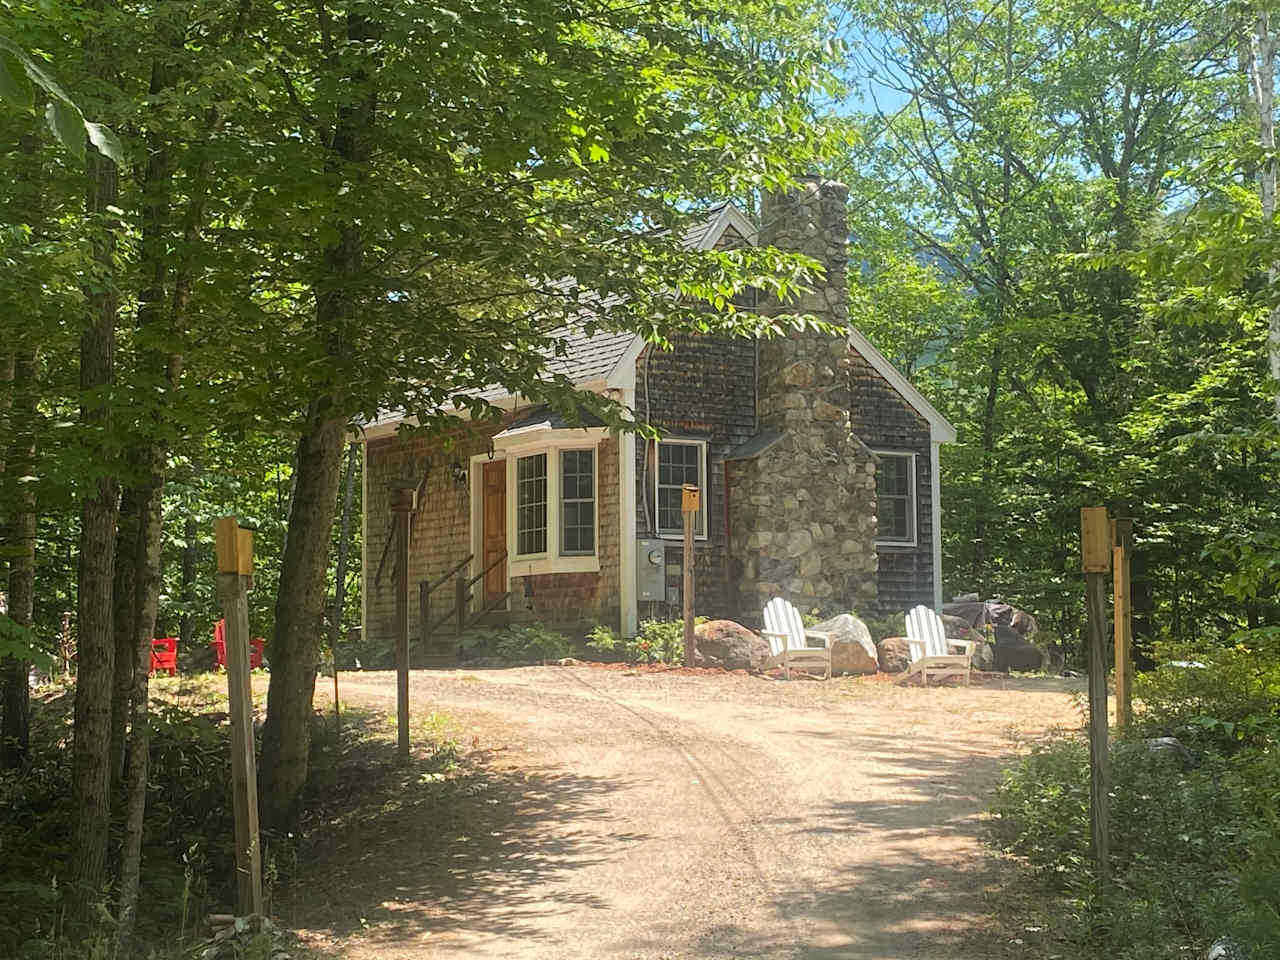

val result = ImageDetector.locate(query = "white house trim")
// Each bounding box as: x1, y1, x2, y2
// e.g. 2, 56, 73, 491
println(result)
871, 449, 918, 548
930, 440, 944, 612
847, 326, 957, 443
653, 438, 710, 542
697, 203, 759, 249
497, 431, 607, 580
360, 442, 369, 635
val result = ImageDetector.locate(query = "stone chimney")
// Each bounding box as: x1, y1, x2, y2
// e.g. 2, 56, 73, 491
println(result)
727, 177, 878, 619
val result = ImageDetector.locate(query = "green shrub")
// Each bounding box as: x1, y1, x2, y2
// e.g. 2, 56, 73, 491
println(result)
863, 611, 906, 642
632, 619, 684, 664
585, 623, 619, 655
991, 728, 1280, 959
1133, 641, 1280, 750
494, 622, 573, 664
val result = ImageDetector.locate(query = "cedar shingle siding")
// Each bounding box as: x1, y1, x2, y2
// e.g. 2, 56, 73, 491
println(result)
633, 335, 756, 618
848, 352, 936, 613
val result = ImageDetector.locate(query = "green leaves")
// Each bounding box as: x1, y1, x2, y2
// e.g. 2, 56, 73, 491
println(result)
0, 48, 32, 110
0, 34, 124, 164
0, 614, 51, 670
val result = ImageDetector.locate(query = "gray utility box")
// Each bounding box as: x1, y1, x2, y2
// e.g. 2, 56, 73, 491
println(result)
636, 539, 666, 603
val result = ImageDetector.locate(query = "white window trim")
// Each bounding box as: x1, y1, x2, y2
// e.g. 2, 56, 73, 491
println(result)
558, 447, 598, 557
514, 451, 551, 558
654, 438, 709, 542
480, 428, 606, 578
873, 449, 918, 548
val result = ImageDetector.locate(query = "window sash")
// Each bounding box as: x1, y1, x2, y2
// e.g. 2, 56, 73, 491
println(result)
516, 453, 547, 555
559, 449, 595, 556
875, 452, 915, 543
656, 440, 706, 537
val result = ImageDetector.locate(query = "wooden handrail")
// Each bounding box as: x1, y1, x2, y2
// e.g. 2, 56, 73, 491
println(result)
423, 554, 473, 596
464, 550, 507, 591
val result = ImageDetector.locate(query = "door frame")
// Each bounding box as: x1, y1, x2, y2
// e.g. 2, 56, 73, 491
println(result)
469, 452, 509, 612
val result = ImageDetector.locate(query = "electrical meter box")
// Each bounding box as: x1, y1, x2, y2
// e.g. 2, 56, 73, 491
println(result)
636, 539, 666, 603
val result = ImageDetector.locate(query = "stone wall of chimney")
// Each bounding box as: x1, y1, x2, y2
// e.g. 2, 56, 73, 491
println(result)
729, 177, 879, 619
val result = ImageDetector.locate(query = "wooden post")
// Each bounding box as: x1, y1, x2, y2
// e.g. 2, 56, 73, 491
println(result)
215, 517, 263, 916
681, 484, 699, 668
420, 580, 430, 644
1080, 506, 1111, 886
390, 485, 414, 765
455, 573, 467, 636
1113, 518, 1134, 729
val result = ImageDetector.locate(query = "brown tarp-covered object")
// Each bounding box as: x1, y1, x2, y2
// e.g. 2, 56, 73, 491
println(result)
942, 600, 1039, 637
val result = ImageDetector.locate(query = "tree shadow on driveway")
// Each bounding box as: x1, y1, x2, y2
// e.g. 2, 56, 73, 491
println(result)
287, 724, 645, 955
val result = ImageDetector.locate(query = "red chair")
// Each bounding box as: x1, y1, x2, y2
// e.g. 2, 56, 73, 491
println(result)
150, 637, 178, 676
212, 620, 265, 670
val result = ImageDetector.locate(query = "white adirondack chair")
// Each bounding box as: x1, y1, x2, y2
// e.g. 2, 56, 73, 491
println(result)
761, 597, 832, 680
903, 604, 974, 686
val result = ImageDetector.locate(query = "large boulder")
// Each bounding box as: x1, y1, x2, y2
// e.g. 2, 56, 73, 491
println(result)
876, 636, 911, 673
693, 620, 770, 672
992, 627, 1046, 672
813, 613, 877, 675
941, 614, 975, 638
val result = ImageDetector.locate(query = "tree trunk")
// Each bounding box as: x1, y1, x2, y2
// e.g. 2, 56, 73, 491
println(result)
259, 402, 348, 828
110, 488, 138, 787
116, 458, 166, 942
70, 132, 122, 922
331, 442, 358, 654
180, 514, 197, 650
973, 344, 1002, 596
3, 350, 38, 770
117, 18, 187, 938
259, 8, 376, 829
1250, 14, 1280, 422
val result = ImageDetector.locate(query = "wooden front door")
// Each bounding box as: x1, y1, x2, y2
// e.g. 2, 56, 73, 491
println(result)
482, 460, 507, 606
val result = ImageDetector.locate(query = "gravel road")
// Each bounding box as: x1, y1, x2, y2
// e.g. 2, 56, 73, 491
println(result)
290, 666, 1081, 960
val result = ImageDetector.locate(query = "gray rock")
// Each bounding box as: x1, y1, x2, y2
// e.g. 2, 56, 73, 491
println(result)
1145, 737, 1197, 768
993, 640, 1045, 673
693, 620, 770, 672
941, 614, 977, 639
876, 636, 911, 673
1207, 937, 1244, 960
813, 613, 877, 675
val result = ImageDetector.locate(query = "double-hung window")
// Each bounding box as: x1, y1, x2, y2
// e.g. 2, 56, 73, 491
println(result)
559, 449, 595, 556
874, 451, 916, 545
656, 439, 707, 538
516, 453, 548, 555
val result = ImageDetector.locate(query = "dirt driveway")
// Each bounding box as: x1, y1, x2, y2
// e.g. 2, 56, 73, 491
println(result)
290, 666, 1081, 960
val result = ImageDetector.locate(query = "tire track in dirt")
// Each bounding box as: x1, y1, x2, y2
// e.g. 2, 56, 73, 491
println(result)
291, 667, 1082, 959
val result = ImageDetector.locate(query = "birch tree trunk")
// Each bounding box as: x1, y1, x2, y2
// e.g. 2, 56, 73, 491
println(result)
1249, 12, 1280, 421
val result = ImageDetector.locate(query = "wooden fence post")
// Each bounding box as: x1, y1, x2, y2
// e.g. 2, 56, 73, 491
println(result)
214, 517, 263, 916
682, 484, 699, 668
1113, 518, 1134, 729
389, 485, 414, 765
1080, 506, 1111, 886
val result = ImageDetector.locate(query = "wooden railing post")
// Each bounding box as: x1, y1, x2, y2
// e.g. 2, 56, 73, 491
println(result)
1080, 506, 1112, 887
389, 485, 415, 765
419, 580, 430, 645
456, 574, 467, 635
214, 517, 262, 916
